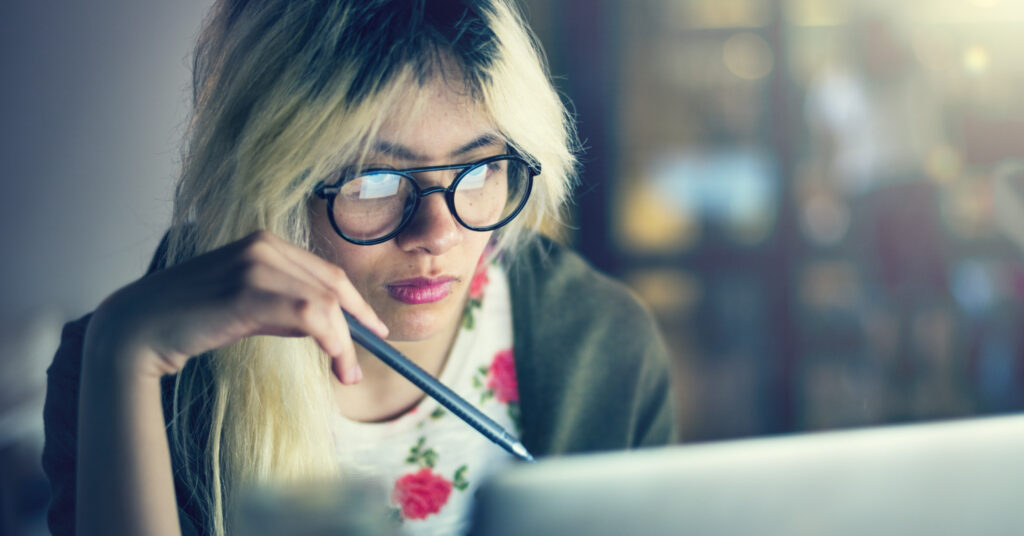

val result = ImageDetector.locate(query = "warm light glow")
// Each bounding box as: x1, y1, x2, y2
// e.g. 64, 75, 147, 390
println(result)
963, 45, 991, 75
616, 179, 699, 254
624, 269, 702, 316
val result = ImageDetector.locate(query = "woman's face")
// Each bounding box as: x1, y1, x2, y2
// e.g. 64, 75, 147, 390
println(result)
310, 80, 502, 342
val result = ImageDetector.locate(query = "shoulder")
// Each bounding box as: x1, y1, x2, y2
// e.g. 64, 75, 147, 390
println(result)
504, 235, 675, 453
505, 234, 663, 358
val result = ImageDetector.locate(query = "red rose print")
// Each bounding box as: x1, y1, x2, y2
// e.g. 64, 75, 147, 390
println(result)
469, 265, 490, 300
392, 468, 453, 520
486, 349, 519, 403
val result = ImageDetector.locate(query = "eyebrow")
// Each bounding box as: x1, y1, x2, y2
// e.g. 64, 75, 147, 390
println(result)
372, 134, 503, 162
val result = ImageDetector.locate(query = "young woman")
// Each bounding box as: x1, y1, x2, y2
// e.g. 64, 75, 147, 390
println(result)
42, 1, 676, 534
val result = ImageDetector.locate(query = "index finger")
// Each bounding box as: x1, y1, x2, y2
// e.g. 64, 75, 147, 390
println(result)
263, 232, 390, 338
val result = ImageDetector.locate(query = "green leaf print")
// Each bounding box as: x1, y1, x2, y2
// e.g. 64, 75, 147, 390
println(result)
461, 298, 483, 329
423, 449, 438, 468
405, 436, 439, 468
405, 437, 426, 465
479, 389, 494, 405
430, 407, 446, 420
453, 465, 469, 491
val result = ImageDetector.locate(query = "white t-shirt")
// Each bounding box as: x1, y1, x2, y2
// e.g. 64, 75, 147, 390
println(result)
331, 260, 520, 536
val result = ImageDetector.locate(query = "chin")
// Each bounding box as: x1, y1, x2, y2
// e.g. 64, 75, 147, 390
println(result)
384, 304, 460, 342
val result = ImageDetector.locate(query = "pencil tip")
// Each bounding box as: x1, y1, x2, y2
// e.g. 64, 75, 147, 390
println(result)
512, 441, 535, 462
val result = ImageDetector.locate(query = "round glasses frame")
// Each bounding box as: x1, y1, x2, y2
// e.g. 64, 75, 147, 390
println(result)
313, 154, 541, 246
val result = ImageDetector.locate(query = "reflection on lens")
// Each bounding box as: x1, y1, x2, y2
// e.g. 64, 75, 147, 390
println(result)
334, 172, 412, 240
455, 158, 526, 229
327, 156, 533, 242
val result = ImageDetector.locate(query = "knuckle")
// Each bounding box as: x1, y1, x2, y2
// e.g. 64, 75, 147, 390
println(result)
292, 297, 316, 323
316, 292, 341, 324
238, 229, 279, 258
330, 336, 349, 358
293, 293, 335, 325
241, 239, 273, 263
317, 289, 339, 308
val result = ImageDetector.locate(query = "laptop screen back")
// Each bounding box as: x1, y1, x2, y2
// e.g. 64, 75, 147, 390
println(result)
471, 414, 1024, 536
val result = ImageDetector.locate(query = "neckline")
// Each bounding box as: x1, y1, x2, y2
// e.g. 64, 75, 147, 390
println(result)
332, 263, 505, 437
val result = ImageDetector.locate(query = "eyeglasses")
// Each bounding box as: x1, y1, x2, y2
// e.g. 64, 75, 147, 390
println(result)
313, 154, 540, 245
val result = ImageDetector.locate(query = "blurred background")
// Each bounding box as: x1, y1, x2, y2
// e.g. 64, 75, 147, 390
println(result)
2, 0, 1024, 533
522, 0, 1024, 441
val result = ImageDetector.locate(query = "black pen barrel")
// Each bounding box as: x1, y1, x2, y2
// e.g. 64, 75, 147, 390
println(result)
343, 311, 534, 462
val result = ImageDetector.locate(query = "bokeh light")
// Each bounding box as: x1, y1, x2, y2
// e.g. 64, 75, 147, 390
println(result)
963, 45, 991, 75
723, 32, 775, 80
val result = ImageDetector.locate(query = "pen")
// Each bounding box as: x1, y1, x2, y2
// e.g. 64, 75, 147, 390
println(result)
343, 311, 535, 463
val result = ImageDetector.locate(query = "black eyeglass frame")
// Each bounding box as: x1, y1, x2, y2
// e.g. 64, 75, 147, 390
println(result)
313, 153, 541, 246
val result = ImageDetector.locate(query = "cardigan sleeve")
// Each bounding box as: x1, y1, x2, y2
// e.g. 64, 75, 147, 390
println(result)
41, 314, 203, 536
41, 315, 90, 536
508, 235, 678, 456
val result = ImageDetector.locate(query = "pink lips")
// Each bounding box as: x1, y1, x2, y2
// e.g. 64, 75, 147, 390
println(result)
386, 277, 456, 304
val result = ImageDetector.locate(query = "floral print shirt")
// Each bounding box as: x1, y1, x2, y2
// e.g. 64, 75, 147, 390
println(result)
331, 258, 520, 536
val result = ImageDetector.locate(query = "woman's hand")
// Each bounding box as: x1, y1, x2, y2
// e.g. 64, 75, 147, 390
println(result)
87, 230, 388, 384
77, 230, 389, 535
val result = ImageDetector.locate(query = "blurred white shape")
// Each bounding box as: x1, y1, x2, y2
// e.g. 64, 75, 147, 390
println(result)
648, 147, 777, 242
0, 310, 63, 449
234, 476, 397, 536
951, 260, 998, 317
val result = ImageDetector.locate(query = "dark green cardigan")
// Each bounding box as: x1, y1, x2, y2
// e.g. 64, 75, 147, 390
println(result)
507, 235, 677, 454
42, 234, 677, 535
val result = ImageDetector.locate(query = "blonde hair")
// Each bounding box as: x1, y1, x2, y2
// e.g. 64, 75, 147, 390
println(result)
165, 0, 577, 533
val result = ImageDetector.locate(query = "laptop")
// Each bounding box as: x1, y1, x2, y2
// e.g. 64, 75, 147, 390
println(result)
470, 414, 1024, 536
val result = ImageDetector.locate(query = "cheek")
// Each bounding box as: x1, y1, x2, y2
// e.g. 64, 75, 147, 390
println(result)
319, 239, 383, 290
308, 201, 336, 254
309, 204, 380, 286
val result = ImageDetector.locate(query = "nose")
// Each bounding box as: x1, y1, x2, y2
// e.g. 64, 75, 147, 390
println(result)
394, 189, 461, 255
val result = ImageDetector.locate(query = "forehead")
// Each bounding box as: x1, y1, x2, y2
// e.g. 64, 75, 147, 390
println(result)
374, 77, 500, 162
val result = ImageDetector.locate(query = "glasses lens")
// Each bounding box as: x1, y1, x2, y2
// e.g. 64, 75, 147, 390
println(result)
332, 171, 414, 241
453, 157, 530, 229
